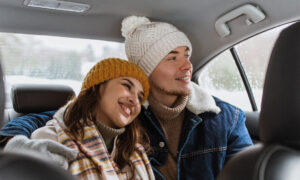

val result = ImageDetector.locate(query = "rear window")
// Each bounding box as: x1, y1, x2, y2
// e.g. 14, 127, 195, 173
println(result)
0, 33, 126, 107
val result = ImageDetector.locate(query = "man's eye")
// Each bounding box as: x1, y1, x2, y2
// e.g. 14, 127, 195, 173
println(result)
168, 56, 176, 60
185, 54, 190, 58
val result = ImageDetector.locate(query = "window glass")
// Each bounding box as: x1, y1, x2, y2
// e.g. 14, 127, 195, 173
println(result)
0, 33, 126, 107
198, 50, 252, 110
197, 24, 291, 111
235, 25, 289, 109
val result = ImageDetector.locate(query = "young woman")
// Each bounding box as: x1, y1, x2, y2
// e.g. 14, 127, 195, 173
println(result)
6, 58, 154, 180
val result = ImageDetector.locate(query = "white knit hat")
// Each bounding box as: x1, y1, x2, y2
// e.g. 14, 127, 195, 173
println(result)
121, 16, 192, 76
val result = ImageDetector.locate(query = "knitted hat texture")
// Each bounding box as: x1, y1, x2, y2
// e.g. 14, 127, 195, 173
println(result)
121, 15, 192, 76
81, 58, 149, 103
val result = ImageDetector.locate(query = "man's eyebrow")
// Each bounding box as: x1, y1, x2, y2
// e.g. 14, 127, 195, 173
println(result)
168, 47, 190, 54
168, 50, 179, 54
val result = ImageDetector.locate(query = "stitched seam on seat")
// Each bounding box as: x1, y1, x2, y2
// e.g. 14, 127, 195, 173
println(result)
181, 146, 227, 158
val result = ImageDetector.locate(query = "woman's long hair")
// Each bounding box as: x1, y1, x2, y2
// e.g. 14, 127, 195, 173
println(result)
114, 118, 150, 178
63, 84, 102, 138
63, 83, 150, 176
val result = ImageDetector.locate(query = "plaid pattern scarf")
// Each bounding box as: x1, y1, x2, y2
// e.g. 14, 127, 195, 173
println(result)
53, 119, 155, 180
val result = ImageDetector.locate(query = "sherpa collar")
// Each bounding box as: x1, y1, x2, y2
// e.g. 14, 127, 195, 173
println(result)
143, 82, 221, 115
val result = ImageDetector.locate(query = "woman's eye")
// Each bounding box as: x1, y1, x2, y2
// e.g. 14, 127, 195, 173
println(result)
138, 96, 143, 103
123, 83, 131, 90
185, 54, 190, 58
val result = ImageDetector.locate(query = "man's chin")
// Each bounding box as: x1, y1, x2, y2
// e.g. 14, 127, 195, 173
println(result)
176, 90, 191, 96
176, 84, 192, 96
150, 82, 192, 96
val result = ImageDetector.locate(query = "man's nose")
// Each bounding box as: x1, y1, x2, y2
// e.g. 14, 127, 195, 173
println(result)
181, 57, 193, 71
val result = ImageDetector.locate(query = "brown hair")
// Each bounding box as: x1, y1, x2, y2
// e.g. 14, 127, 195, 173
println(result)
63, 82, 150, 176
63, 84, 101, 138
114, 118, 150, 177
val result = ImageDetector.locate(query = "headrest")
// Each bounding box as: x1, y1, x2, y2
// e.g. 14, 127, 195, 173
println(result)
259, 22, 300, 147
11, 84, 75, 113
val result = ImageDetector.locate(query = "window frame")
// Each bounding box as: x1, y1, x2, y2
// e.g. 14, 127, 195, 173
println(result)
194, 46, 260, 112
230, 47, 258, 111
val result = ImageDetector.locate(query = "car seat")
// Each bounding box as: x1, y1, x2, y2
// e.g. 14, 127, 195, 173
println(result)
217, 22, 300, 180
0, 62, 76, 179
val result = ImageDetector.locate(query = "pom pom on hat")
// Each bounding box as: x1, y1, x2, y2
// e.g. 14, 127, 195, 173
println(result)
121, 16, 150, 38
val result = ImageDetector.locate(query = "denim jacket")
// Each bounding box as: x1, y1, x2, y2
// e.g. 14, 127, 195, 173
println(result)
140, 83, 253, 180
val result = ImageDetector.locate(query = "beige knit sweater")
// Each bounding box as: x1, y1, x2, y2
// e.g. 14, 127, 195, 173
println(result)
149, 95, 188, 180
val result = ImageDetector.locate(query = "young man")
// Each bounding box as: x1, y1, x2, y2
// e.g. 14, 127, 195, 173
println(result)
0, 16, 252, 180
121, 16, 253, 180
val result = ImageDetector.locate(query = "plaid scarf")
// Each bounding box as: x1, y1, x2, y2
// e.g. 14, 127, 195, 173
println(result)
53, 119, 155, 180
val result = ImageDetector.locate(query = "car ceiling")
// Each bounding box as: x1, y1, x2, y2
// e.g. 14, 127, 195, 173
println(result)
0, 0, 299, 72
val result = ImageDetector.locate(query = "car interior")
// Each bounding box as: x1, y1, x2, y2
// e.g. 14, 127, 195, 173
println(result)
0, 0, 299, 179
217, 21, 300, 180
0, 63, 76, 180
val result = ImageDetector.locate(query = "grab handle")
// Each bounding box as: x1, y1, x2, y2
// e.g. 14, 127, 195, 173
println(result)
215, 4, 266, 38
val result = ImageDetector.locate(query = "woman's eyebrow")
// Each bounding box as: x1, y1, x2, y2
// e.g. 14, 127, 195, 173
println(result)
122, 78, 144, 97
122, 78, 134, 86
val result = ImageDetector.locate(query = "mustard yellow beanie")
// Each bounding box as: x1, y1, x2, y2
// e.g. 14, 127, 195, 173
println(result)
81, 58, 149, 103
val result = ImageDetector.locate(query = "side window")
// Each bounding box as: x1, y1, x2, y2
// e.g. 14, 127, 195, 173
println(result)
234, 25, 287, 109
198, 50, 252, 110
0, 33, 126, 108
197, 24, 290, 111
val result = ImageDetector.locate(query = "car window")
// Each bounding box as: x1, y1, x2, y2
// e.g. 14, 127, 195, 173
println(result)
197, 24, 290, 111
0, 33, 126, 108
234, 25, 289, 109
198, 50, 251, 110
